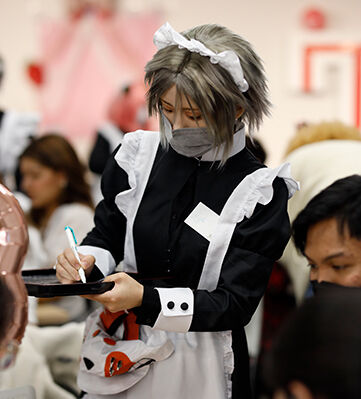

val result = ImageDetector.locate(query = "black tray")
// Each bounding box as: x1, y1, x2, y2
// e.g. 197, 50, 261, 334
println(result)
22, 268, 115, 298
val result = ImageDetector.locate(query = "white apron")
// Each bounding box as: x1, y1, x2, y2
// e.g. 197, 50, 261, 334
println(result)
80, 131, 298, 399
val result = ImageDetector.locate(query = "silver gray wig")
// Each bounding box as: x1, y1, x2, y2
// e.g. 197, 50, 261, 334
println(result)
145, 24, 271, 159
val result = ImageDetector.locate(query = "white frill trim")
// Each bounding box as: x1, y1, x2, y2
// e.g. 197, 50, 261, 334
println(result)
198, 163, 299, 291
221, 331, 234, 399
114, 130, 160, 273
153, 22, 249, 93
222, 163, 299, 226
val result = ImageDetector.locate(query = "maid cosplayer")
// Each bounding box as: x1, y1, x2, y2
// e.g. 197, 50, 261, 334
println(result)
56, 22, 299, 399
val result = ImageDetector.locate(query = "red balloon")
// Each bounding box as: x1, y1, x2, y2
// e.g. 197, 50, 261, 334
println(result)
302, 8, 326, 30
26, 63, 43, 86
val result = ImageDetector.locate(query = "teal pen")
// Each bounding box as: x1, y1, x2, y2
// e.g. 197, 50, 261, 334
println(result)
65, 226, 86, 283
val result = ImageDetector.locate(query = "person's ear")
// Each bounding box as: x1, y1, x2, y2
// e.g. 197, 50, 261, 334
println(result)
288, 381, 314, 399
57, 171, 68, 189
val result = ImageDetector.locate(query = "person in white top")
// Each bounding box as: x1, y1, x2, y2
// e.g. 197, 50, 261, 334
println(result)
19, 133, 95, 324
8, 133, 96, 397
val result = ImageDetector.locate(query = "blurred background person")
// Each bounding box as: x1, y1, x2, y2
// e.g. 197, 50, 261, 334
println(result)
245, 136, 296, 398
280, 120, 361, 303
263, 286, 361, 399
0, 55, 39, 192
19, 133, 95, 325
292, 174, 361, 291
88, 82, 155, 204
0, 181, 83, 399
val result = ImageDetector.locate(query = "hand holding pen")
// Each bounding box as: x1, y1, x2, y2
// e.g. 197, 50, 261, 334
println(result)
64, 226, 87, 283
56, 227, 144, 311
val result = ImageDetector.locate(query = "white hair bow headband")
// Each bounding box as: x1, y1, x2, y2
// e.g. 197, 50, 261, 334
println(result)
153, 22, 249, 93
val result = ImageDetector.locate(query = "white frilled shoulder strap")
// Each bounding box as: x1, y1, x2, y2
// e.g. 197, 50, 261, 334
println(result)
197, 163, 299, 291
114, 130, 160, 273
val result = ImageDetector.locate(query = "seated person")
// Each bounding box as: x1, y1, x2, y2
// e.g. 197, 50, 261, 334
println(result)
19, 133, 95, 325
292, 174, 361, 291
263, 285, 361, 399
0, 180, 82, 398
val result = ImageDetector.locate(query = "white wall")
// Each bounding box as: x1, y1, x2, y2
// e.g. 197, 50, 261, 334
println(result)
1, 0, 361, 165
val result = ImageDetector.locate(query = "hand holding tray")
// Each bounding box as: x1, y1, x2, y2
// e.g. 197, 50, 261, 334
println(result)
22, 268, 176, 298
22, 268, 114, 298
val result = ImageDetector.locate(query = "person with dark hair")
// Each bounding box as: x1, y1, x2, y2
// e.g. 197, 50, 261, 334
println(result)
263, 286, 361, 399
55, 22, 298, 398
280, 121, 361, 303
89, 83, 152, 176
19, 133, 95, 325
88, 82, 153, 204
20, 134, 94, 230
292, 174, 361, 290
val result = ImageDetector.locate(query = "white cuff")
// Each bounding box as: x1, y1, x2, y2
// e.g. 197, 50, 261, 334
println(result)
153, 288, 194, 333
78, 245, 116, 276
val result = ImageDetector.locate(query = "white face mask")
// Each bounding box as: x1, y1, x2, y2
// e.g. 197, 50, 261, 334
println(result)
162, 114, 215, 158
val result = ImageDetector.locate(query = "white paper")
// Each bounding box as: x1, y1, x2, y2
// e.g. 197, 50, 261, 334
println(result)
184, 202, 219, 241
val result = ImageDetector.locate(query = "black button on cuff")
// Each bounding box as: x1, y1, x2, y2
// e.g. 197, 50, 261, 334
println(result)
180, 302, 189, 311
167, 301, 175, 310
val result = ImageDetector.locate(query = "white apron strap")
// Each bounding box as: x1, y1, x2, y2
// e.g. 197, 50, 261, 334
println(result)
114, 130, 160, 273
198, 162, 299, 291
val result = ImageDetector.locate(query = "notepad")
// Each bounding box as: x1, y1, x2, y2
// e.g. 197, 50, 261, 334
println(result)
184, 202, 219, 241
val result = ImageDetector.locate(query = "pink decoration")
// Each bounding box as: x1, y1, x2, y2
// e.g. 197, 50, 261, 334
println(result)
66, 0, 117, 21
37, 12, 161, 141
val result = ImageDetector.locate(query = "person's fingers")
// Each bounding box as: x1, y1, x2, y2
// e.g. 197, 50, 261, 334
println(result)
78, 253, 95, 273
64, 247, 81, 267
83, 273, 143, 312
56, 252, 81, 283
56, 263, 80, 283
103, 273, 124, 283
83, 284, 114, 302
82, 273, 122, 301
